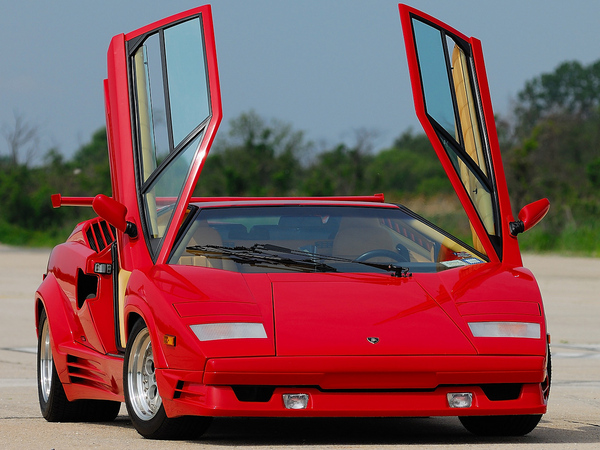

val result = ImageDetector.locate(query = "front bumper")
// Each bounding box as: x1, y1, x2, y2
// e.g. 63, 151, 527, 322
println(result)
157, 355, 548, 418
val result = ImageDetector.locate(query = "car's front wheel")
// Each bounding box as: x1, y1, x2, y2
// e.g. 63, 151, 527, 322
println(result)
37, 309, 121, 422
123, 319, 212, 440
459, 346, 551, 436
459, 414, 542, 436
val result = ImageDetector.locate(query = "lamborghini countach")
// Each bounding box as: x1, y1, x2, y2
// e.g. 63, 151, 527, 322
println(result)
35, 3, 551, 439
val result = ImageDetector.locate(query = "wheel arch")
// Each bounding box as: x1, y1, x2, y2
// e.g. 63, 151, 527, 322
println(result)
34, 273, 82, 385
35, 296, 45, 336
123, 297, 169, 369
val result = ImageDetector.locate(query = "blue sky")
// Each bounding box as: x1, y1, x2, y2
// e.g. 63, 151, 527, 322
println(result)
1, 0, 599, 162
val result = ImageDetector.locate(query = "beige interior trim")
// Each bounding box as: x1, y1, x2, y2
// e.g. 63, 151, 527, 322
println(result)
118, 269, 132, 348
451, 45, 494, 254
133, 47, 159, 237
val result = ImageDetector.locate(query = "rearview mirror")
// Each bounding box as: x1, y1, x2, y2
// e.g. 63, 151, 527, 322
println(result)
92, 194, 138, 238
510, 198, 550, 236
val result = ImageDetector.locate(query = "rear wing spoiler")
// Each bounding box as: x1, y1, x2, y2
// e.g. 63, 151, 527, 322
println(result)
51, 193, 386, 208
51, 194, 94, 208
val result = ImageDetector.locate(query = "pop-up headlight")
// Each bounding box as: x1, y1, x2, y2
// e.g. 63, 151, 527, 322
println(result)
190, 323, 267, 341
468, 321, 540, 339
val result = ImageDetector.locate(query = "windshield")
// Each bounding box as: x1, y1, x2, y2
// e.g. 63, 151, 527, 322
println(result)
170, 205, 487, 273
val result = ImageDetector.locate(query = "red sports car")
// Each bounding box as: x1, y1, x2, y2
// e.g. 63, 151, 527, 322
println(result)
35, 3, 551, 439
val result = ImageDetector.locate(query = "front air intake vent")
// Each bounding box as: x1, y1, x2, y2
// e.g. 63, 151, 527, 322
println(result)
480, 383, 523, 401
85, 218, 116, 252
231, 385, 276, 402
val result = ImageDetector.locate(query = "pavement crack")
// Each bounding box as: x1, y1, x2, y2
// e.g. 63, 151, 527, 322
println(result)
566, 420, 600, 428
0, 416, 41, 421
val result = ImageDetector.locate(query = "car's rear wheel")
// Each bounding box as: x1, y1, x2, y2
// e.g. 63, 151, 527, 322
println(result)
124, 319, 212, 440
37, 309, 121, 422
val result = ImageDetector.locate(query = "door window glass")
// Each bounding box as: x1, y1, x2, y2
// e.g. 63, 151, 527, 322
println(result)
132, 33, 169, 183
412, 20, 456, 136
142, 134, 202, 251
164, 19, 209, 147
130, 15, 211, 256
412, 17, 496, 244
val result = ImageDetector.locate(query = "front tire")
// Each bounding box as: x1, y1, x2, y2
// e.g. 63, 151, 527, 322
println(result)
459, 345, 551, 436
37, 309, 121, 422
459, 414, 542, 436
123, 320, 212, 440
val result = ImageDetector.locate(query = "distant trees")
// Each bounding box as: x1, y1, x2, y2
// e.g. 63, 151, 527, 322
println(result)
2, 59, 600, 253
501, 60, 600, 251
1, 112, 40, 167
196, 111, 451, 201
365, 130, 450, 199
0, 126, 109, 245
0, 114, 49, 232
196, 111, 308, 197
513, 60, 600, 136
301, 129, 376, 197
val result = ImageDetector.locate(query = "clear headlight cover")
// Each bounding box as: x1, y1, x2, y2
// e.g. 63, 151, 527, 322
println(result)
190, 322, 267, 341
468, 321, 541, 339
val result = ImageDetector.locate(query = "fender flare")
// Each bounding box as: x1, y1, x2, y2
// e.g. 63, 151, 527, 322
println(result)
35, 273, 83, 385
123, 298, 169, 369
121, 271, 169, 370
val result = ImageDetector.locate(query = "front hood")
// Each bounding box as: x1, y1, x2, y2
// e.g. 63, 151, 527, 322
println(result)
154, 263, 545, 359
149, 265, 276, 358
270, 272, 477, 357
414, 262, 547, 356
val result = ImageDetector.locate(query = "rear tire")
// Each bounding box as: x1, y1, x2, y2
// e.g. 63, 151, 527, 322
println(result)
37, 309, 121, 422
123, 320, 212, 440
459, 414, 542, 436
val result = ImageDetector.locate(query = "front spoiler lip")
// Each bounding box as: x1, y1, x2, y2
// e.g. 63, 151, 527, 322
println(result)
156, 355, 548, 418
158, 379, 547, 418
203, 355, 546, 389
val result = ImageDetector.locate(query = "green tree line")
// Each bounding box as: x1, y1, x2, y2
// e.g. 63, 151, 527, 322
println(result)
1, 60, 599, 254
499, 60, 600, 254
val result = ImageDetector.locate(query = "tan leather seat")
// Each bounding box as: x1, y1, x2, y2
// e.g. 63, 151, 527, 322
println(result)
179, 223, 237, 271
332, 217, 398, 261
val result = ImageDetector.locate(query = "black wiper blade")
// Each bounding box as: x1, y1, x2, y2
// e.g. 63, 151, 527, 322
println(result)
188, 244, 411, 277
257, 244, 412, 278
186, 244, 338, 273
357, 262, 412, 278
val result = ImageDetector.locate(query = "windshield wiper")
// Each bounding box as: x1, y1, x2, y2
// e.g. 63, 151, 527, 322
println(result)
255, 243, 412, 278
187, 243, 411, 277
186, 244, 338, 273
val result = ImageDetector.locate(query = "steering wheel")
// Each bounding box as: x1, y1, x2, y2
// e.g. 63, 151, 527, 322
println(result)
355, 249, 408, 262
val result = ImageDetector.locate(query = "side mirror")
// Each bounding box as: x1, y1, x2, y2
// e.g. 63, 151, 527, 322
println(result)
92, 194, 138, 239
510, 198, 550, 236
